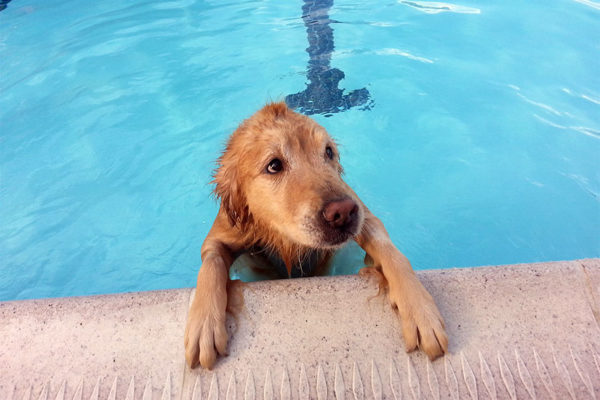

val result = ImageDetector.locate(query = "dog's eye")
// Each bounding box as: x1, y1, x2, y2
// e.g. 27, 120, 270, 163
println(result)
266, 158, 283, 174
325, 146, 334, 160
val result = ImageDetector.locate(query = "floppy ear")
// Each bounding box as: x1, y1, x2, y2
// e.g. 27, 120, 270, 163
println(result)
213, 147, 250, 228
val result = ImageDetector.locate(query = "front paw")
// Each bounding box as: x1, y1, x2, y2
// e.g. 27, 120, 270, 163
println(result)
184, 291, 228, 369
389, 281, 448, 360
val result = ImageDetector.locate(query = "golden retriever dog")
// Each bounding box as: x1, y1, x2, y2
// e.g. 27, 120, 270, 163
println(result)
184, 102, 448, 369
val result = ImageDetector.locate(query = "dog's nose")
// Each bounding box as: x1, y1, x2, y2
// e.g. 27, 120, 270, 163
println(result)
322, 198, 359, 229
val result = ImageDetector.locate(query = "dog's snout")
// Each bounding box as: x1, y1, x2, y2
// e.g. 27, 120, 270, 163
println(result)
322, 198, 358, 229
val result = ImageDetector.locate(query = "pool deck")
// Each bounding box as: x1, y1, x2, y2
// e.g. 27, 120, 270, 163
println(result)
1, 259, 599, 400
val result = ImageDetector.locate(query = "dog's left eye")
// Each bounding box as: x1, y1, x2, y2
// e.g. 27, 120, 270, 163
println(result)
325, 146, 334, 160
266, 158, 283, 174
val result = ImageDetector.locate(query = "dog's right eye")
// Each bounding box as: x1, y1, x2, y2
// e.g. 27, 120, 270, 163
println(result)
266, 158, 283, 174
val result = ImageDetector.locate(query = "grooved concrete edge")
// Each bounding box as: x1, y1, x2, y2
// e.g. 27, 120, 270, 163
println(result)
1, 259, 599, 399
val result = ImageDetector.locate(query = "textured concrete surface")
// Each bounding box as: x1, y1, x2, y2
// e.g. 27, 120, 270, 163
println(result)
0, 289, 190, 399
1, 259, 599, 399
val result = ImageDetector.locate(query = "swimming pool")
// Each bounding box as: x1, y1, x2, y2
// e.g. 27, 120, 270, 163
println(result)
1, 0, 598, 301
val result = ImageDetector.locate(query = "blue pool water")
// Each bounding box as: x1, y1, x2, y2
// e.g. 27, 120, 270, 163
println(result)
1, 0, 599, 301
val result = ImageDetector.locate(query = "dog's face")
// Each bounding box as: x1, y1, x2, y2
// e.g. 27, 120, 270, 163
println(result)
214, 103, 364, 249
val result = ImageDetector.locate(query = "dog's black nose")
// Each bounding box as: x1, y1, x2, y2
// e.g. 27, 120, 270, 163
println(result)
322, 199, 358, 229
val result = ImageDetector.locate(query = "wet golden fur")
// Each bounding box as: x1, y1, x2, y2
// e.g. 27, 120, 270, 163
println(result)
184, 102, 448, 369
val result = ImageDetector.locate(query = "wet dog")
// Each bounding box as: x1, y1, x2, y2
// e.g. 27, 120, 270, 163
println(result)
184, 102, 448, 369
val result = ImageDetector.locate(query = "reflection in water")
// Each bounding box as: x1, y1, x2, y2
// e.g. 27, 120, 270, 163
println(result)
286, 0, 373, 116
0, 0, 12, 12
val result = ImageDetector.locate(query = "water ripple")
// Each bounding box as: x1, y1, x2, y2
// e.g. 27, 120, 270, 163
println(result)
399, 1, 481, 14
534, 114, 600, 140
573, 0, 600, 10
375, 48, 434, 63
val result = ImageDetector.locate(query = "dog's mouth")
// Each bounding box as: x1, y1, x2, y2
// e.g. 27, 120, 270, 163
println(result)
319, 222, 359, 247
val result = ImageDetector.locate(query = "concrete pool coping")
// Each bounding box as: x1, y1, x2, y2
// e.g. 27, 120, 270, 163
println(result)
1, 259, 599, 399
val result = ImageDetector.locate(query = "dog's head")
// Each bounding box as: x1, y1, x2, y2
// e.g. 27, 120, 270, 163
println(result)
213, 102, 364, 250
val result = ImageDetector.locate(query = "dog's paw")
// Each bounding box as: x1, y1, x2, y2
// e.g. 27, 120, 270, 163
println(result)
389, 280, 448, 360
184, 291, 228, 369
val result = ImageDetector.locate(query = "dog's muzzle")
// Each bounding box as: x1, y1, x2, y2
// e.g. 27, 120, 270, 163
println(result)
319, 198, 360, 245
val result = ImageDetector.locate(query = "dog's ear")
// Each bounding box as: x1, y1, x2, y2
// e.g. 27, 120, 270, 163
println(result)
213, 146, 250, 228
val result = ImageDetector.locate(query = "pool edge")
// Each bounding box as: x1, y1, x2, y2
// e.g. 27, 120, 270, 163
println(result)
1, 258, 599, 399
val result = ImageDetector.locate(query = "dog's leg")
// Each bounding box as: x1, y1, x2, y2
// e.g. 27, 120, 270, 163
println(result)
184, 215, 240, 369
355, 208, 448, 360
